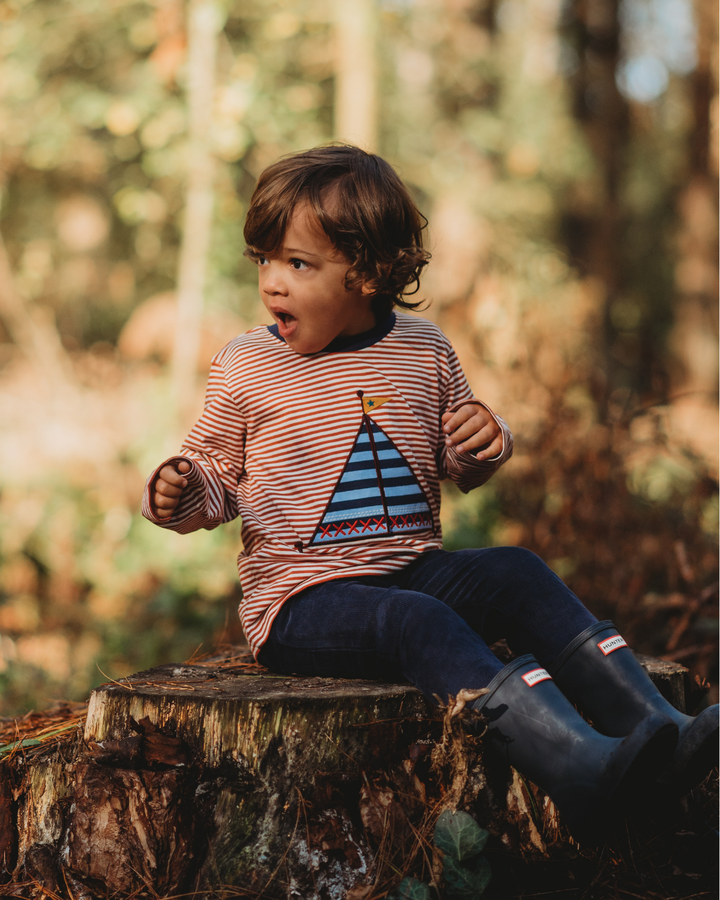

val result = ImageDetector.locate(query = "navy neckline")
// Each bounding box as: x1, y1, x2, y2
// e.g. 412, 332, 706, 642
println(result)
267, 312, 396, 353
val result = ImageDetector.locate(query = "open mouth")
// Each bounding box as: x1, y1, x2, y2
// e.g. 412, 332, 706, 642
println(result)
274, 310, 298, 338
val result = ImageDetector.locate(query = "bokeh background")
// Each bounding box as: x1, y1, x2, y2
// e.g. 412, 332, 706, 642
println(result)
0, 0, 716, 716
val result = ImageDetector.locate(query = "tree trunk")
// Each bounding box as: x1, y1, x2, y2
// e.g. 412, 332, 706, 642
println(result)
170, 0, 222, 428
668, 0, 719, 477
333, 0, 378, 151
0, 652, 702, 898
565, 0, 629, 410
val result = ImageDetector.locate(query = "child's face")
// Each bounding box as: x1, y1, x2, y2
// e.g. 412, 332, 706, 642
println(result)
254, 205, 376, 355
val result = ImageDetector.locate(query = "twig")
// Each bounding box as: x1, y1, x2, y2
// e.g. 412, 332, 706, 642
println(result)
96, 663, 136, 691
662, 641, 718, 662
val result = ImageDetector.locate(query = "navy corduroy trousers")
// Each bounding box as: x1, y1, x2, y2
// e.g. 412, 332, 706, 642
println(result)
258, 546, 598, 705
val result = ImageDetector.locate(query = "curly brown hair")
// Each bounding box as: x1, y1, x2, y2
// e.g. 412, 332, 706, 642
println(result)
243, 144, 431, 318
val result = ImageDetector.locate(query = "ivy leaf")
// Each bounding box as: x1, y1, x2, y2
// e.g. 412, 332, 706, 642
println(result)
443, 854, 492, 899
434, 810, 489, 863
387, 876, 432, 900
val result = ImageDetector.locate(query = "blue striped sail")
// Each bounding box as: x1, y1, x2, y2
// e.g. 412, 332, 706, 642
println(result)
310, 420, 434, 545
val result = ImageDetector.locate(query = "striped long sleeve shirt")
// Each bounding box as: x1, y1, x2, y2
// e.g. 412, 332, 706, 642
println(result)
142, 313, 513, 656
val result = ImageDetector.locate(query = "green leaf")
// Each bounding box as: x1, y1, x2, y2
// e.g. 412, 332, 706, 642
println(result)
387, 877, 432, 900
443, 855, 492, 899
0, 738, 42, 756
434, 810, 489, 863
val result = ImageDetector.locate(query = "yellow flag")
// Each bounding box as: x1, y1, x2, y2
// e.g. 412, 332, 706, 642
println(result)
362, 396, 392, 414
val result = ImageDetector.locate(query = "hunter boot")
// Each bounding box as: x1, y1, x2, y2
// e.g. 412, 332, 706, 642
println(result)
550, 621, 719, 793
471, 655, 678, 842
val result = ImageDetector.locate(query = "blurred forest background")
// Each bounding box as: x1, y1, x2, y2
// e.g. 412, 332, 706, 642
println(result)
0, 0, 716, 716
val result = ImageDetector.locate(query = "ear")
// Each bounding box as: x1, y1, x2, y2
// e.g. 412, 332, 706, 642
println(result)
361, 281, 377, 296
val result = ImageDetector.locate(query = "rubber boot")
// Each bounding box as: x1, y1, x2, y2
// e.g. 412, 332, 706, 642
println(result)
471, 655, 678, 842
550, 620, 719, 793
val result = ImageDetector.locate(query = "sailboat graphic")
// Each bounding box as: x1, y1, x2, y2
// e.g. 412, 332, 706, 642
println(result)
310, 391, 434, 546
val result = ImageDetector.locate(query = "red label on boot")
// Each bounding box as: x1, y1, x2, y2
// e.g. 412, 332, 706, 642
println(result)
522, 667, 552, 687
597, 635, 627, 655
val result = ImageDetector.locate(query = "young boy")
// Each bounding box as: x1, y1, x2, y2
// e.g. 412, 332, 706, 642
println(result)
144, 144, 716, 840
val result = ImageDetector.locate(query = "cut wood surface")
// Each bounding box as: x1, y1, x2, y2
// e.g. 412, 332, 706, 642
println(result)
84, 664, 432, 773
0, 649, 710, 899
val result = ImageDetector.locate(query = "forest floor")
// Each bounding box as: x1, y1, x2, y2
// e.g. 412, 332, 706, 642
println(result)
484, 774, 718, 900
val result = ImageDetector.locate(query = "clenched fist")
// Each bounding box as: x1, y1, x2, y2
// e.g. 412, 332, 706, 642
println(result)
152, 459, 191, 519
441, 404, 502, 460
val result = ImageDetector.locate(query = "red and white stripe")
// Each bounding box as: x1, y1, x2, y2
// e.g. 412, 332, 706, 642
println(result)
142, 314, 513, 656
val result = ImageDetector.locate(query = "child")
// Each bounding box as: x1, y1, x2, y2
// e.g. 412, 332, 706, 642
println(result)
144, 144, 717, 840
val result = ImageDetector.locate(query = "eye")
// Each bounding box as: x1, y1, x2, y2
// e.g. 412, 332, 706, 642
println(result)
243, 247, 266, 265
289, 258, 309, 271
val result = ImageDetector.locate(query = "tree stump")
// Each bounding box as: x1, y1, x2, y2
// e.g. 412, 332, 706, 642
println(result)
0, 651, 703, 899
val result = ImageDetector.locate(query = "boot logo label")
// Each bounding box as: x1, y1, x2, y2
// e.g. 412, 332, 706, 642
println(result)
522, 667, 552, 687
597, 635, 627, 656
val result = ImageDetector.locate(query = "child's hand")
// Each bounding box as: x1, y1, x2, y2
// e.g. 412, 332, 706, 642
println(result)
442, 404, 502, 460
152, 459, 191, 519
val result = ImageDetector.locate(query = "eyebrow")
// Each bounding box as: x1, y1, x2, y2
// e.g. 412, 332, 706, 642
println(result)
283, 247, 323, 259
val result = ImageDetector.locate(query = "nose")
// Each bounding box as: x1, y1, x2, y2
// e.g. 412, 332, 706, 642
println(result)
260, 261, 287, 296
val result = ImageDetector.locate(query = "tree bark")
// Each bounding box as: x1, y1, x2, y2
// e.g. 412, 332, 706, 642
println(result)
667, 0, 719, 473
170, 0, 222, 428
0, 653, 701, 898
333, 0, 378, 151
564, 0, 629, 409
